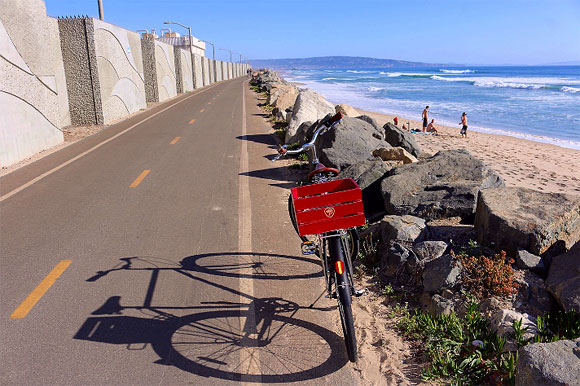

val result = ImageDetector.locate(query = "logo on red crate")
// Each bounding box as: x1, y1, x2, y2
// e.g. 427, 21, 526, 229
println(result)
324, 207, 335, 218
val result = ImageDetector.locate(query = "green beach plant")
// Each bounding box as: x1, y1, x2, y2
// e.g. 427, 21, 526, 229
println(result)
397, 299, 517, 385
534, 309, 580, 343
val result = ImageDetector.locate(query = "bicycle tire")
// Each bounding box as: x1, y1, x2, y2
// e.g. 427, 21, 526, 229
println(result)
288, 194, 309, 243
328, 236, 357, 362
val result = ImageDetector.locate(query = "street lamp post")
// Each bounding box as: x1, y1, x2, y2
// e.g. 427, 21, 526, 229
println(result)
97, 0, 104, 20
219, 48, 232, 62
219, 48, 233, 79
201, 40, 217, 84
164, 21, 198, 89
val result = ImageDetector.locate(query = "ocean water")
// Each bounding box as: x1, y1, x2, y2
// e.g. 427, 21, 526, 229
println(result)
281, 66, 580, 150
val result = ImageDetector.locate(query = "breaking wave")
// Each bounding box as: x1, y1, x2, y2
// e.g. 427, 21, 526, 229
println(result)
440, 69, 477, 74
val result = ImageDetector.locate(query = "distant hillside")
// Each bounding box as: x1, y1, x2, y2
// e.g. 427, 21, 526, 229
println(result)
249, 56, 440, 69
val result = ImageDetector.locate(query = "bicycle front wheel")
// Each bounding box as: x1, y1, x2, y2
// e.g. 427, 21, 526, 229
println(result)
328, 236, 357, 362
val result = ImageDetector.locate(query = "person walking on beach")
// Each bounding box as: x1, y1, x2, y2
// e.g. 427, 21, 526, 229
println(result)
422, 106, 429, 132
459, 112, 468, 138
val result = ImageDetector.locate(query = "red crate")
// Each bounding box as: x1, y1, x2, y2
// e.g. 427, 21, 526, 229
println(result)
291, 178, 365, 236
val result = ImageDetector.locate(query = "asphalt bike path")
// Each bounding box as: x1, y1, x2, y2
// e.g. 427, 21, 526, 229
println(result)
0, 78, 357, 384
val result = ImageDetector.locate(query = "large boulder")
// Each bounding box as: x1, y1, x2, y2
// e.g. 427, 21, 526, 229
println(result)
491, 309, 538, 341
356, 115, 384, 140
516, 271, 556, 316
373, 147, 417, 164
340, 159, 391, 222
382, 243, 418, 271
335, 104, 359, 117
383, 122, 421, 157
516, 338, 580, 386
422, 254, 462, 293
516, 249, 546, 276
270, 84, 298, 111
545, 241, 580, 312
316, 115, 391, 171
413, 241, 449, 261
286, 89, 335, 144
474, 187, 580, 256
381, 149, 504, 221
378, 215, 427, 246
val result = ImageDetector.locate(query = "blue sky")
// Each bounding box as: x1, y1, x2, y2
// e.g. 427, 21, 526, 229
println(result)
44, 0, 580, 65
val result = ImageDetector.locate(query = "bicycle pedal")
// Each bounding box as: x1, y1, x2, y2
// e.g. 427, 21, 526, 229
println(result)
301, 241, 316, 255
353, 289, 368, 297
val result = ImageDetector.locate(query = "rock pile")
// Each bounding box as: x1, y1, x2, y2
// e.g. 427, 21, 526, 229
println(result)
251, 71, 580, 383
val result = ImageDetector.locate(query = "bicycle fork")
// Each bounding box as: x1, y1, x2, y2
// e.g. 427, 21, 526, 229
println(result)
320, 232, 365, 301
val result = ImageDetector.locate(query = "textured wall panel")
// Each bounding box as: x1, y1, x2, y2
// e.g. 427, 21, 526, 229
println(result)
58, 16, 103, 125
141, 36, 157, 102
155, 41, 176, 101
193, 54, 202, 89
0, 0, 69, 166
93, 19, 146, 123
180, 49, 193, 92
201, 57, 209, 87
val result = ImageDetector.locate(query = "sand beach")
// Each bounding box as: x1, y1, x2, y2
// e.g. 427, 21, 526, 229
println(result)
357, 109, 580, 196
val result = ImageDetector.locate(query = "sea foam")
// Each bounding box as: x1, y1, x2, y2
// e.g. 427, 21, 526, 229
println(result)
440, 69, 476, 74
431, 75, 580, 92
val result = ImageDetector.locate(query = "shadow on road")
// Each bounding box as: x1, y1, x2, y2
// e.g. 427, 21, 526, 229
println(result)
76, 254, 347, 382
236, 134, 276, 146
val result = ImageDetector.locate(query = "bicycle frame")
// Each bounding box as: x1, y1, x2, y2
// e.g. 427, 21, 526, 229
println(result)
319, 231, 356, 300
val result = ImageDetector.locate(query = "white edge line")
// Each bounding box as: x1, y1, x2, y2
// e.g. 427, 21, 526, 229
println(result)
0, 84, 219, 202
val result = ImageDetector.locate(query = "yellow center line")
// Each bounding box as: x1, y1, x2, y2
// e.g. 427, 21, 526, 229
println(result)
189, 119, 195, 124
11, 260, 72, 319
130, 169, 150, 188
200, 109, 205, 113
170, 136, 181, 145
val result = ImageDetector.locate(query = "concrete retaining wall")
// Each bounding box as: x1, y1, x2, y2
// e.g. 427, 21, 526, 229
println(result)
92, 19, 146, 124
180, 49, 193, 92
209, 59, 216, 84
58, 16, 103, 126
222, 61, 228, 80
0, 0, 70, 166
193, 54, 202, 89
215, 60, 222, 82
154, 40, 177, 102
1, 0, 251, 166
202, 57, 210, 87
141, 36, 158, 102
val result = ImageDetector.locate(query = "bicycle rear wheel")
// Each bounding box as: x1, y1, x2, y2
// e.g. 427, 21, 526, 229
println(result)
328, 236, 357, 362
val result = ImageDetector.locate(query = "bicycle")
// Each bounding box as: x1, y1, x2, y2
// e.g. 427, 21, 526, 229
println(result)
273, 112, 365, 362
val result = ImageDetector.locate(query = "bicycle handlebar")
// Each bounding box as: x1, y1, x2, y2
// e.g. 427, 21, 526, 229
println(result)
273, 112, 343, 161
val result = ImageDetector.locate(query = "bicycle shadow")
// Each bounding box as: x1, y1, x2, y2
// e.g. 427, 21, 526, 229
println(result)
236, 134, 277, 146
76, 255, 348, 382
180, 251, 322, 280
